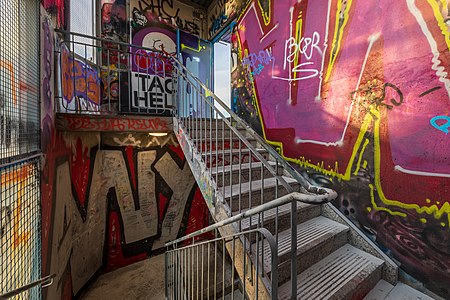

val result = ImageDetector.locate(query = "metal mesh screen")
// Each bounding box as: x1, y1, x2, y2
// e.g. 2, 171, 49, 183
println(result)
0, 158, 41, 299
0, 0, 41, 299
0, 0, 40, 163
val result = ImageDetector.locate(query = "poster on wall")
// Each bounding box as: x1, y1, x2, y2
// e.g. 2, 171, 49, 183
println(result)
122, 71, 174, 113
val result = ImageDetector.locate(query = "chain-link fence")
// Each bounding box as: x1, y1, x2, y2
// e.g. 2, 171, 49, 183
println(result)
0, 0, 41, 299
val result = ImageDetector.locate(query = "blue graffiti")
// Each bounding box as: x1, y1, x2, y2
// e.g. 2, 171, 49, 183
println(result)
430, 116, 450, 134
242, 49, 273, 69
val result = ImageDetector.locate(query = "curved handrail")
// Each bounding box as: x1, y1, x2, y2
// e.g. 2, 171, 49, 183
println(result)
165, 191, 334, 248
0, 274, 56, 299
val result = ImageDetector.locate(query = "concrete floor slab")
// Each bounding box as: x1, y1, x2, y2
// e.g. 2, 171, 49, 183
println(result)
81, 255, 165, 300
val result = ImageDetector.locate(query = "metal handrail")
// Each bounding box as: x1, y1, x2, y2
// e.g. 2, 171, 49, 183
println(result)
165, 192, 331, 247
55, 30, 174, 115
169, 57, 334, 197
174, 67, 294, 194
0, 274, 55, 299
165, 228, 278, 299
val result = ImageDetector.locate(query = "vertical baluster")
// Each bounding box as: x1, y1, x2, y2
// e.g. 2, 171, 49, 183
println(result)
243, 237, 246, 299
238, 139, 242, 231
222, 119, 225, 197
207, 241, 210, 300
231, 238, 235, 300
291, 198, 297, 299
214, 234, 218, 300
201, 244, 204, 300
222, 240, 225, 300
196, 243, 199, 300
255, 230, 259, 300
165, 251, 168, 298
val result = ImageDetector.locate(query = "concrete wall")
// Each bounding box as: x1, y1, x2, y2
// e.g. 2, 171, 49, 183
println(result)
207, 0, 450, 298
41, 5, 210, 299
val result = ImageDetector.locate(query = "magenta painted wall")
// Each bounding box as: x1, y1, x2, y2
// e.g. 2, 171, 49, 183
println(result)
227, 0, 450, 297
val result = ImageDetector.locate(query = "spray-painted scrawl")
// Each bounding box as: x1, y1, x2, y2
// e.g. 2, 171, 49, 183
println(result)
233, 0, 450, 297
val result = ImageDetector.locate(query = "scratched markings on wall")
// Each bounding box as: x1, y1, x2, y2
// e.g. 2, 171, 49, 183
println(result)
233, 0, 450, 296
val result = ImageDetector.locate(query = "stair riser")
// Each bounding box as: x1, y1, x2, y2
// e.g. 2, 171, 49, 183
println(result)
225, 183, 299, 210
215, 167, 282, 187
204, 152, 269, 168
274, 230, 348, 285
186, 128, 247, 139
344, 265, 383, 300
241, 205, 321, 243
195, 139, 256, 152
181, 119, 235, 130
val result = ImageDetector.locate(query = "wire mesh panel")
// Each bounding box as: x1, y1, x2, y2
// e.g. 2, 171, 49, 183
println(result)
0, 0, 40, 163
0, 0, 41, 299
0, 158, 41, 299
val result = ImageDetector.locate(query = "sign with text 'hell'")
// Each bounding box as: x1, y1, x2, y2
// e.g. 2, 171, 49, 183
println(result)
131, 72, 173, 110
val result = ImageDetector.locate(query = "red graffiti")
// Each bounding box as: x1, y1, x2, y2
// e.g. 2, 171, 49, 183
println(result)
104, 211, 147, 272
56, 114, 171, 132
71, 138, 91, 212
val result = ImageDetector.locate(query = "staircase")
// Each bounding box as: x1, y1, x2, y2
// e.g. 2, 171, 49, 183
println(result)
165, 58, 410, 299
50, 31, 430, 300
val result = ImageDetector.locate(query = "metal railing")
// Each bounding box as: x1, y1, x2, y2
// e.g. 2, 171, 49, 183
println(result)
166, 228, 276, 300
55, 31, 174, 115
0, 274, 55, 299
165, 192, 334, 299
53, 31, 338, 299
171, 50, 337, 299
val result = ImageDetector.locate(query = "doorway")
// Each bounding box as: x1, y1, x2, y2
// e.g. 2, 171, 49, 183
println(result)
213, 29, 233, 118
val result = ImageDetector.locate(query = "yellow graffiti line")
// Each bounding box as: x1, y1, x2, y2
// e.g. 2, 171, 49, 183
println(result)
293, 14, 303, 82
252, 84, 450, 221
236, 4, 450, 222
371, 108, 450, 225
369, 184, 407, 217
286, 112, 373, 182
257, 0, 271, 26
426, 0, 450, 50
353, 138, 370, 176
180, 41, 206, 53
324, 0, 353, 82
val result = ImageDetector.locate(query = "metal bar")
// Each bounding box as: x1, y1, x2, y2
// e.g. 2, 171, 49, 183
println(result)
165, 191, 334, 247
0, 274, 55, 299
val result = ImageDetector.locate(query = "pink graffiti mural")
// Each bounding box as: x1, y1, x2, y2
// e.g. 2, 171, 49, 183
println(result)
235, 0, 449, 211
234, 0, 450, 296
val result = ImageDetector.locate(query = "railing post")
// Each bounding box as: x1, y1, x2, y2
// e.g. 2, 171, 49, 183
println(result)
291, 199, 297, 300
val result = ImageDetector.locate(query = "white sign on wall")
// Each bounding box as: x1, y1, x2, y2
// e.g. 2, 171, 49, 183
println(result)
131, 72, 174, 110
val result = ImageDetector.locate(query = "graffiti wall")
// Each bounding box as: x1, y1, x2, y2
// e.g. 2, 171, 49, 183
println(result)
42, 7, 210, 299
60, 45, 101, 113
130, 0, 205, 37
230, 0, 450, 297
207, 0, 237, 39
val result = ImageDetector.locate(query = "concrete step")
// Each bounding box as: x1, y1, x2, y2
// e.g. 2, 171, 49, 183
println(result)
237, 201, 321, 237
364, 281, 435, 300
278, 244, 384, 300
192, 137, 257, 152
187, 126, 247, 139
202, 148, 269, 168
220, 177, 299, 210
257, 216, 349, 285
181, 118, 237, 130
363, 280, 394, 300
212, 161, 282, 187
